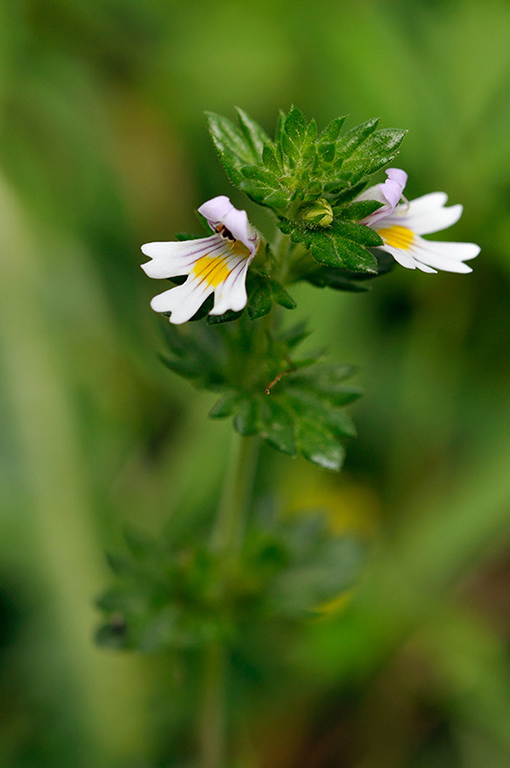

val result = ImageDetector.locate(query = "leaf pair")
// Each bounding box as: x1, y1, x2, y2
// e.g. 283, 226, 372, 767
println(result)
95, 517, 365, 652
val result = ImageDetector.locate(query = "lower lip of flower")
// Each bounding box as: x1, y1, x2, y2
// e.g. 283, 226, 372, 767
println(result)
191, 254, 231, 287
377, 225, 415, 251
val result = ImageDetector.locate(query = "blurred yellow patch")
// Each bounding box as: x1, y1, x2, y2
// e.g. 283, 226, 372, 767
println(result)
283, 463, 381, 539
316, 589, 354, 616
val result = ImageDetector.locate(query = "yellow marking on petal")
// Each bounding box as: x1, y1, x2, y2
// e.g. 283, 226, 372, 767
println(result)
377, 225, 414, 251
192, 254, 231, 288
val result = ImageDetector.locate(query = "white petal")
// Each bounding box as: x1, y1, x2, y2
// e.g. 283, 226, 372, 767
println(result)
150, 276, 214, 324
409, 237, 480, 273
141, 235, 218, 259
378, 244, 419, 270
141, 236, 224, 278
414, 261, 438, 274
408, 204, 463, 236
386, 202, 463, 236
402, 192, 448, 215
209, 258, 250, 316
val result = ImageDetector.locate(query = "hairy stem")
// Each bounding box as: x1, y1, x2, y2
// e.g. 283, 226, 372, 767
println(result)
199, 431, 259, 768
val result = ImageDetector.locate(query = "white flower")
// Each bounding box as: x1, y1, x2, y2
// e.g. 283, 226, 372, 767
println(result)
359, 169, 480, 273
141, 196, 259, 324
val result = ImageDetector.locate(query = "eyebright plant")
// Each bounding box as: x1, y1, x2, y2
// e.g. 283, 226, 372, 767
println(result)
97, 107, 480, 768
139, 106, 479, 472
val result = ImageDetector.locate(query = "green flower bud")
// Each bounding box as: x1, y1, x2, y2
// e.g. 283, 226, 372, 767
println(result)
302, 198, 334, 228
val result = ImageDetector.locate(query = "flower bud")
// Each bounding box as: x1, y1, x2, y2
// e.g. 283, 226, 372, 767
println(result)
302, 198, 334, 228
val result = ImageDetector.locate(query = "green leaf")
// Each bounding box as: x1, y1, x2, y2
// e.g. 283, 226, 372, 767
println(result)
339, 127, 407, 184
300, 251, 396, 291
209, 391, 243, 419
271, 535, 363, 616
288, 364, 362, 407
247, 277, 273, 319
269, 280, 296, 310
305, 228, 378, 272
239, 178, 289, 209
259, 398, 297, 456
326, 180, 367, 204
252, 354, 360, 469
262, 143, 280, 173
284, 105, 307, 144
318, 115, 347, 145
206, 111, 258, 185
295, 418, 345, 471
339, 200, 383, 221
159, 324, 226, 388
277, 321, 311, 350
366, 127, 407, 166
336, 118, 379, 159
105, 552, 133, 577
159, 355, 200, 381
303, 119, 318, 153
302, 266, 371, 293
239, 164, 289, 208
235, 107, 270, 159
240, 165, 278, 183
274, 109, 285, 142
332, 219, 383, 247
234, 397, 260, 436
319, 141, 336, 163
286, 388, 357, 438
281, 214, 379, 273
277, 106, 312, 168
274, 109, 286, 165
280, 131, 298, 167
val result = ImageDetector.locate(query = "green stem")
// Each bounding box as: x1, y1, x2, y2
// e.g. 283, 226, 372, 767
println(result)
211, 431, 258, 558
199, 431, 259, 768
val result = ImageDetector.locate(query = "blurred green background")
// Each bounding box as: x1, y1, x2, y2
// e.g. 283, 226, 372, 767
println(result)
1, 0, 510, 766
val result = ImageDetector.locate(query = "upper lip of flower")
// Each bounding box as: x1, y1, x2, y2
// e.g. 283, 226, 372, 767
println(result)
141, 196, 260, 324
358, 169, 480, 274
198, 195, 259, 257
357, 168, 408, 226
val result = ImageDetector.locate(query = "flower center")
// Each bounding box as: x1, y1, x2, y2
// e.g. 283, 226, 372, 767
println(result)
192, 254, 231, 287
215, 224, 235, 241
377, 225, 414, 251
